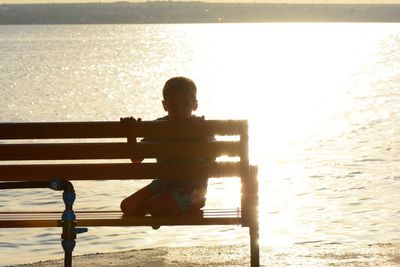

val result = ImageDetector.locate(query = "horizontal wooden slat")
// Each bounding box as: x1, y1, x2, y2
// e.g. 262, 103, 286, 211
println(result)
0, 162, 241, 181
0, 120, 245, 139
0, 210, 242, 228
77, 217, 241, 227
0, 141, 240, 160
0, 219, 61, 228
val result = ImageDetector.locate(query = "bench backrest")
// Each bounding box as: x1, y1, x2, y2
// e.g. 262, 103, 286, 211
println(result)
0, 120, 257, 226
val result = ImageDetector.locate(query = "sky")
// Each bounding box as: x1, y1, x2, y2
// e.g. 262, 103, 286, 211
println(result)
3, 0, 400, 3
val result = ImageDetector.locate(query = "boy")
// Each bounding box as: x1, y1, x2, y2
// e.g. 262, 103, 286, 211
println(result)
120, 77, 212, 217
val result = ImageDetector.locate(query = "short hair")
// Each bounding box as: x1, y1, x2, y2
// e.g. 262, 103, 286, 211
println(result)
162, 77, 197, 101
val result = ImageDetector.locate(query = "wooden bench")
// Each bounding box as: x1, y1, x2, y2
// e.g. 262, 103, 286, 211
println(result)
0, 120, 259, 267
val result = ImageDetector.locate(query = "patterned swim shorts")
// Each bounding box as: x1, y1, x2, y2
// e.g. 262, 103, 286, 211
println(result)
149, 179, 206, 210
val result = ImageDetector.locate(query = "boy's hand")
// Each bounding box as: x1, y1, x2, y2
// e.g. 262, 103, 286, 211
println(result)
120, 116, 142, 144
120, 117, 143, 163
193, 116, 205, 121
120, 117, 142, 124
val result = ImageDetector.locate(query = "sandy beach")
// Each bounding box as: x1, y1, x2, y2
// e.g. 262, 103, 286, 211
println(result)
11, 243, 400, 267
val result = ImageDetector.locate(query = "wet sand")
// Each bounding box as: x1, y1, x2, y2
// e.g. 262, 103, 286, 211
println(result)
12, 243, 400, 267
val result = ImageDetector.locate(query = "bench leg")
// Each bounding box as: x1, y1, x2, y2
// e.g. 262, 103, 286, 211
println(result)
64, 251, 73, 267
61, 188, 77, 267
250, 226, 260, 267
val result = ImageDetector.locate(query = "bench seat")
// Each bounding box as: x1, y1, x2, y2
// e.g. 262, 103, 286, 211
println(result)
0, 209, 242, 228
0, 120, 259, 266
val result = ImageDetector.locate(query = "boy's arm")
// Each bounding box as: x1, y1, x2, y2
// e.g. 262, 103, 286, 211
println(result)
120, 116, 143, 163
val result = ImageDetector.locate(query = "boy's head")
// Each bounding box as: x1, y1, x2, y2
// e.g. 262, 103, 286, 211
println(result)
162, 77, 198, 120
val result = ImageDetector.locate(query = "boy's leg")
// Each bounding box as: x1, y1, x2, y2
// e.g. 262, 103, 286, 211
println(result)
120, 180, 163, 216
144, 190, 205, 217
143, 191, 182, 217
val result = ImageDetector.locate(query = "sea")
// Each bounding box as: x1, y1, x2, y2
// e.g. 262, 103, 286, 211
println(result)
0, 23, 399, 266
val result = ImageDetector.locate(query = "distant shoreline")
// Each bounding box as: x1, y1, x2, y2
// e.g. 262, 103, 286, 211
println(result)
1, 2, 400, 24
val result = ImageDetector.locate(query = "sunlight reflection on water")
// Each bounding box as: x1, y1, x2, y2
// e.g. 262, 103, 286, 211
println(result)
1, 23, 400, 265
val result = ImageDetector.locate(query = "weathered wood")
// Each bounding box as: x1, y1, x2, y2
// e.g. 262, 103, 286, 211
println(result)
239, 121, 251, 226
0, 119, 259, 266
0, 162, 241, 181
249, 166, 260, 267
0, 210, 242, 228
0, 120, 245, 139
0, 141, 240, 160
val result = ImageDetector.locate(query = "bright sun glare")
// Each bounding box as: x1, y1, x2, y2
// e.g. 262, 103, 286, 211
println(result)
198, 23, 390, 246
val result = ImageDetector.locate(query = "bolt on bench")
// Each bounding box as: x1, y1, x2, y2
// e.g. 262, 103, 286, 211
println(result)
0, 120, 259, 267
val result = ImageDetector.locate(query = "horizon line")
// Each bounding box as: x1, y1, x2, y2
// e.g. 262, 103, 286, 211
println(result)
3, 1, 400, 4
